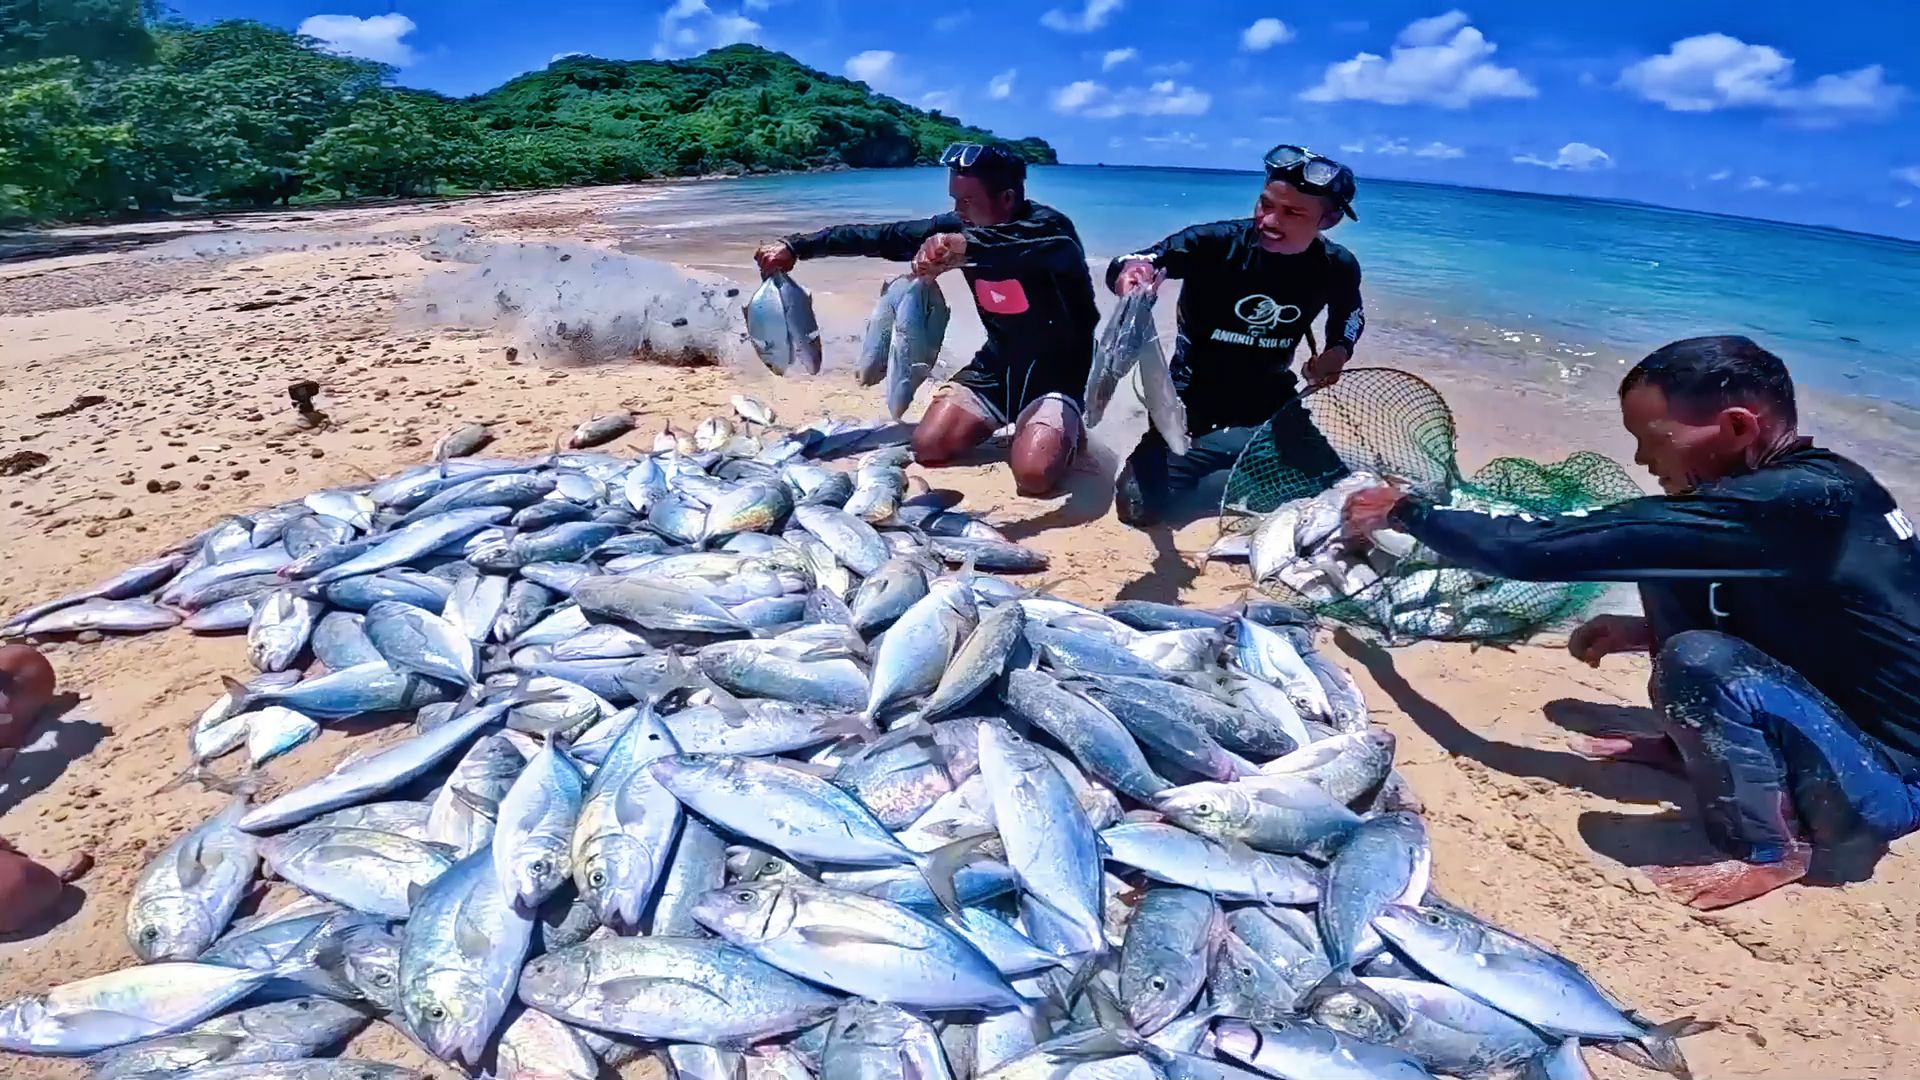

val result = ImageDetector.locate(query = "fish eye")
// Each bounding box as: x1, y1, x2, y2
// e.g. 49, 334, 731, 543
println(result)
589, 870, 607, 889
1147, 976, 1166, 991
735, 890, 756, 903
139, 927, 160, 942
426, 1004, 448, 1022
296, 1000, 314, 1011
373, 972, 394, 987
1195, 803, 1213, 815
1239, 966, 1255, 978
1422, 911, 1445, 926
529, 859, 549, 876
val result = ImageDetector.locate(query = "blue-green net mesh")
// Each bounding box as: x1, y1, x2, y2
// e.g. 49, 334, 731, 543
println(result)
1219, 368, 1644, 643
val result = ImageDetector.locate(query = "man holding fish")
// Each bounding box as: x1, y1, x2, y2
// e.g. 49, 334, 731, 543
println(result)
756, 143, 1100, 497
1107, 144, 1366, 526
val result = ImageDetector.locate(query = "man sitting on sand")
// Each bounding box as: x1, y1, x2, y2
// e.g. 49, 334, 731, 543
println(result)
755, 144, 1099, 496
1345, 336, 1920, 909
1108, 144, 1365, 526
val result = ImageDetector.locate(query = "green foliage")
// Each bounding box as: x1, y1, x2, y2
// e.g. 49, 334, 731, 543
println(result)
0, 14, 1056, 224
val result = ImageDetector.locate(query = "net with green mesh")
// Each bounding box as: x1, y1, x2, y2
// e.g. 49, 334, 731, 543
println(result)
1218, 367, 1645, 644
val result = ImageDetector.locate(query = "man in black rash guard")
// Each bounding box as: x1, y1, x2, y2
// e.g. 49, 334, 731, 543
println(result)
1107, 144, 1365, 526
756, 144, 1099, 497
1346, 336, 1920, 910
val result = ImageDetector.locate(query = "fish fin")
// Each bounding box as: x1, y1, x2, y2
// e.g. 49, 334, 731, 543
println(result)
909, 831, 997, 917
597, 975, 732, 1010
219, 674, 257, 715
795, 924, 922, 950
407, 881, 429, 910
155, 761, 233, 795
455, 907, 494, 958
173, 831, 210, 888
1630, 1016, 1717, 1080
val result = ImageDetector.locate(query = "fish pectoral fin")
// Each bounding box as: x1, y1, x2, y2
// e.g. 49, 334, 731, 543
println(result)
598, 975, 732, 1010
406, 880, 429, 911
794, 924, 917, 950
174, 830, 211, 889
39, 1007, 169, 1045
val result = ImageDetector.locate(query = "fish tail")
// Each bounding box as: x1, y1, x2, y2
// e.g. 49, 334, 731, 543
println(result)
1635, 1016, 1718, 1080
219, 674, 257, 715
155, 760, 245, 795
909, 831, 996, 916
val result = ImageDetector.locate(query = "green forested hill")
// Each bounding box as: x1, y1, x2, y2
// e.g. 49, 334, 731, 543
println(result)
0, 0, 1055, 224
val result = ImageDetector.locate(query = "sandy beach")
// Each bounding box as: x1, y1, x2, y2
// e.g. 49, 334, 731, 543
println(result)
2, 183, 1915, 1079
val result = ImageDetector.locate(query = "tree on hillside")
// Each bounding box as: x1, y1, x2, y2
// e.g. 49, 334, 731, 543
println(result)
0, 57, 129, 218
0, 0, 155, 66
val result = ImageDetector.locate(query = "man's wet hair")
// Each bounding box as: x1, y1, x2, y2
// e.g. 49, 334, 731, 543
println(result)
954, 146, 1027, 201
1620, 335, 1798, 427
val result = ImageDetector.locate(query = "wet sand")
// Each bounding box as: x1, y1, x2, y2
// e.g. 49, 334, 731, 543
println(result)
1, 184, 1915, 1078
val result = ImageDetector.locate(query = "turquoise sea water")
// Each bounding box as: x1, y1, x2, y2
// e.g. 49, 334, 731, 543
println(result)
620, 165, 1920, 405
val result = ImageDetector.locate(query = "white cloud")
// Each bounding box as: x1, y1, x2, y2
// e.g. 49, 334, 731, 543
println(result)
1108, 136, 1126, 150
1707, 168, 1732, 182
1414, 140, 1465, 159
1899, 197, 1914, 209
932, 10, 972, 32
652, 1, 760, 58
1144, 130, 1206, 148
1230, 136, 1256, 149
1050, 77, 1211, 118
1041, 0, 1123, 33
743, 0, 772, 8
1102, 47, 1138, 71
1301, 10, 1536, 108
298, 13, 418, 66
1743, 175, 1771, 190
1776, 182, 1804, 194
1339, 141, 1368, 154
1241, 18, 1295, 52
988, 68, 1017, 100
1147, 60, 1192, 77
1514, 141, 1612, 171
551, 50, 586, 63
1895, 166, 1920, 188
845, 49, 898, 86
1619, 34, 1905, 120
921, 89, 960, 113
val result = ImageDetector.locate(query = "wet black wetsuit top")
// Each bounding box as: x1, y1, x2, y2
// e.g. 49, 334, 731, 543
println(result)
785, 202, 1099, 420
1392, 443, 1920, 777
1105, 221, 1365, 432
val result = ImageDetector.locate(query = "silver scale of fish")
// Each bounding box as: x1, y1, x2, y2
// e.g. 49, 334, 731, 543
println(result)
2, 403, 1709, 1080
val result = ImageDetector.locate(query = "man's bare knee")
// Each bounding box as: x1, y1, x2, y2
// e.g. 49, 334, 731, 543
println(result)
1011, 430, 1072, 496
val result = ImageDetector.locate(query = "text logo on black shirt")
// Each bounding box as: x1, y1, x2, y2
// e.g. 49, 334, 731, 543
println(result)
1235, 294, 1303, 331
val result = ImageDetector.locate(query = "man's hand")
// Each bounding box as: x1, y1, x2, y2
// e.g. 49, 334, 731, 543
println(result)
1303, 345, 1351, 390
1568, 615, 1653, 667
754, 241, 796, 277
911, 232, 968, 278
1342, 484, 1406, 538
1115, 259, 1162, 297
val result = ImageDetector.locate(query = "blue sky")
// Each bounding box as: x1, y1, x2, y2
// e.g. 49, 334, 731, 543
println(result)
170, 1, 1920, 239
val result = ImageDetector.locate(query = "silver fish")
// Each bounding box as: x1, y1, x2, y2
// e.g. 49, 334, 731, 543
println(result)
1256, 729, 1397, 805
1213, 1018, 1437, 1080
1085, 288, 1157, 428
698, 641, 870, 712
1155, 777, 1360, 859
1119, 885, 1223, 1034
1099, 822, 1320, 903
517, 935, 839, 1047
224, 662, 454, 723
793, 504, 889, 577
127, 796, 261, 961
493, 736, 588, 909
239, 699, 509, 833
263, 826, 454, 918
435, 422, 494, 460
569, 413, 637, 449
572, 704, 684, 932
84, 997, 370, 1079
1002, 669, 1171, 803
1311, 975, 1554, 1078
1320, 811, 1430, 971
245, 706, 321, 768
23, 598, 181, 636
976, 720, 1105, 957
1133, 300, 1189, 456
1, 552, 189, 636
821, 1000, 956, 1080
364, 600, 478, 688
398, 849, 534, 1069
311, 610, 381, 670
0, 959, 306, 1055
923, 600, 1023, 719
694, 881, 1024, 1011
491, 1006, 602, 1080
863, 579, 975, 720
427, 732, 525, 857
573, 575, 751, 635
307, 506, 515, 583
443, 574, 510, 644
886, 277, 948, 420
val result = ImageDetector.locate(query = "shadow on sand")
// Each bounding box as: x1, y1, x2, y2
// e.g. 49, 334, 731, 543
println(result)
0, 695, 111, 820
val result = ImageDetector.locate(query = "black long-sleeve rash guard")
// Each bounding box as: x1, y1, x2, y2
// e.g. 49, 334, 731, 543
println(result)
1104, 221, 1365, 431
784, 202, 1100, 415
1393, 443, 1920, 776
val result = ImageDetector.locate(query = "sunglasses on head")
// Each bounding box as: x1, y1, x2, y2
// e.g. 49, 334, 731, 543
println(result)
941, 143, 1018, 169
1263, 145, 1358, 220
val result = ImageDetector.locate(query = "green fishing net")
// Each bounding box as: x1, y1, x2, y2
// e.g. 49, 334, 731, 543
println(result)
1219, 367, 1645, 643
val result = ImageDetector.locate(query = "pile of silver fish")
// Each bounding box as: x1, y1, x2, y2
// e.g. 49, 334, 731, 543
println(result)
1216, 474, 1577, 642
747, 273, 824, 377
857, 275, 952, 422
0, 406, 1704, 1080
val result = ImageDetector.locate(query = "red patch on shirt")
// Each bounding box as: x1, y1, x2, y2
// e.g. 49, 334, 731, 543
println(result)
974, 278, 1030, 315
